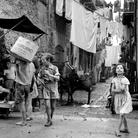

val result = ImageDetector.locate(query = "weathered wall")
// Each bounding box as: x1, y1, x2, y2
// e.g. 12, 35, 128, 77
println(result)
0, 0, 71, 74
0, 0, 48, 51
51, 2, 71, 63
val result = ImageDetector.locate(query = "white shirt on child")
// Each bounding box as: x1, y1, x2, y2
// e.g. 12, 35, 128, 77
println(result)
4, 66, 16, 80
15, 62, 35, 85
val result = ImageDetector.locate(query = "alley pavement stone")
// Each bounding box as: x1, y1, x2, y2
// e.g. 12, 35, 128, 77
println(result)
0, 78, 138, 138
56, 78, 138, 120
0, 113, 138, 138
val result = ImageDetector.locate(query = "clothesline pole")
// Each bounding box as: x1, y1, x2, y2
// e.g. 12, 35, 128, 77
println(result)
95, 11, 110, 20
33, 34, 44, 41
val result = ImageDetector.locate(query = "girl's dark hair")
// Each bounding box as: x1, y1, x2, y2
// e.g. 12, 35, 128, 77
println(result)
46, 53, 54, 62
112, 63, 128, 76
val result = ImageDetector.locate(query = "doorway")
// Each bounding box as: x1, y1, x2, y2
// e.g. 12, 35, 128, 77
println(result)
54, 45, 64, 74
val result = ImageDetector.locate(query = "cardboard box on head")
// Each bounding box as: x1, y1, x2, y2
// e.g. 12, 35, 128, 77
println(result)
10, 36, 39, 63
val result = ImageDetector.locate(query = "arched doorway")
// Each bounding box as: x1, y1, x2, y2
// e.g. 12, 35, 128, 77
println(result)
55, 45, 64, 63
54, 45, 64, 74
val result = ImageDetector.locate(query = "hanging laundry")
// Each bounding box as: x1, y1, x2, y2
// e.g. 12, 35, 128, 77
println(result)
96, 8, 104, 16
70, 0, 98, 53
107, 21, 118, 36
103, 7, 110, 19
114, 0, 121, 13
56, 0, 64, 16
100, 17, 109, 41
65, 0, 72, 20
100, 49, 106, 63
117, 22, 124, 39
111, 45, 120, 65
105, 46, 112, 67
105, 45, 120, 67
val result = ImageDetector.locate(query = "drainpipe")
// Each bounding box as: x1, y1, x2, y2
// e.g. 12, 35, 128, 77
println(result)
135, 0, 138, 91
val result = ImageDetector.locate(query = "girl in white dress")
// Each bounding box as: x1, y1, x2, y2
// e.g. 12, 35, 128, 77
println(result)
111, 63, 133, 137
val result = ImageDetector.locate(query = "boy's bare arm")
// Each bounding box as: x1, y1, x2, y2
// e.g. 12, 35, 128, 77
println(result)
0, 86, 10, 94
3, 88, 10, 94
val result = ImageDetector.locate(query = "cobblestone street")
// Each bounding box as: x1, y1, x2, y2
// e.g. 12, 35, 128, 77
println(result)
1, 78, 138, 138
55, 78, 138, 119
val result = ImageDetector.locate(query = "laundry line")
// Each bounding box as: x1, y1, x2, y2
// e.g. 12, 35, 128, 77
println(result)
74, 0, 110, 21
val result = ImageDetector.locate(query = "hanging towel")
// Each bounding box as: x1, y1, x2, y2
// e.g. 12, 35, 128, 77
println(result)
65, 0, 72, 20
96, 8, 104, 16
70, 0, 98, 53
103, 7, 110, 19
100, 17, 109, 41
111, 45, 119, 65
105, 45, 120, 67
105, 46, 112, 67
107, 21, 118, 36
56, 0, 64, 16
117, 22, 123, 39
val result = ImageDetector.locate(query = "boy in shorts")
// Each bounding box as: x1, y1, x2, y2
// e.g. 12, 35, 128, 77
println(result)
14, 59, 35, 126
40, 53, 60, 127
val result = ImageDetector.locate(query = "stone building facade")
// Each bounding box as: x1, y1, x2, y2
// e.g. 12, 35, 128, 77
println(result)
0, 0, 70, 74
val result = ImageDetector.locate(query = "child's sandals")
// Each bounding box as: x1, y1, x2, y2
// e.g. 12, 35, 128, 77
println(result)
115, 129, 130, 137
44, 121, 52, 127
26, 117, 33, 121
120, 129, 130, 133
15, 121, 27, 126
115, 131, 121, 137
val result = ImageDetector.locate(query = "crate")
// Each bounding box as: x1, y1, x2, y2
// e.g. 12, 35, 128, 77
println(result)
11, 36, 39, 62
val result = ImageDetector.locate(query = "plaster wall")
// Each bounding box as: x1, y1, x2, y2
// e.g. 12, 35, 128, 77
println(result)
0, 0, 48, 51
0, 0, 70, 54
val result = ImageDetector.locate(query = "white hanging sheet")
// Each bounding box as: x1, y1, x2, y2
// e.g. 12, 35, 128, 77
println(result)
70, 0, 98, 53
56, 0, 64, 16
65, 0, 72, 20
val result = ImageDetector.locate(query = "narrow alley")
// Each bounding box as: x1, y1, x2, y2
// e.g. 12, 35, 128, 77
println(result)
0, 79, 138, 138
0, 1, 137, 138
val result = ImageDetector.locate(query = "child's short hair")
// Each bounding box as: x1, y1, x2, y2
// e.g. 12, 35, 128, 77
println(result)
113, 63, 128, 76
45, 53, 54, 62
42, 53, 54, 62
